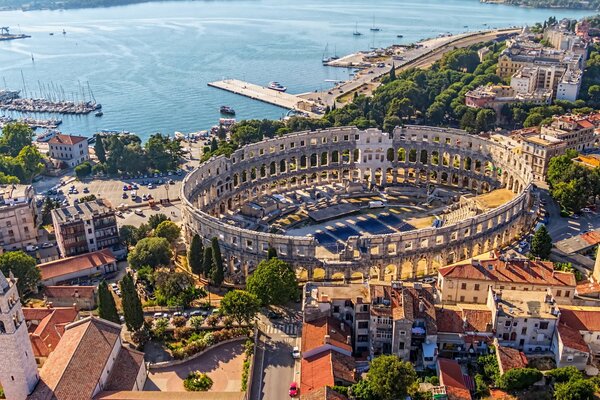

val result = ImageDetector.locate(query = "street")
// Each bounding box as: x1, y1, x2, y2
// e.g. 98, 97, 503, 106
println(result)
541, 190, 600, 242
251, 312, 302, 400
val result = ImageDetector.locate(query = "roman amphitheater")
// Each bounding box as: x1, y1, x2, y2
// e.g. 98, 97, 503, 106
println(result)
181, 125, 537, 282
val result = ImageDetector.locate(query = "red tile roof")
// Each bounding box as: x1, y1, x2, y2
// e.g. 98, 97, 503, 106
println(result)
438, 358, 471, 400
44, 285, 97, 300
300, 350, 355, 395
24, 306, 78, 358
300, 386, 348, 400
559, 307, 600, 331
439, 258, 576, 287
557, 323, 590, 353
29, 317, 123, 400
580, 231, 600, 246
39, 248, 116, 281
575, 281, 600, 296
393, 285, 437, 334
302, 317, 352, 354
435, 306, 492, 334
104, 348, 145, 391
495, 343, 528, 374
48, 134, 87, 145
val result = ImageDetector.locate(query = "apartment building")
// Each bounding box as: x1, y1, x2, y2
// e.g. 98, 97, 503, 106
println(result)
465, 84, 551, 112
0, 184, 37, 252
487, 288, 559, 352
437, 256, 577, 305
51, 199, 119, 257
435, 304, 493, 359
520, 132, 567, 182
540, 114, 597, 152
48, 134, 89, 168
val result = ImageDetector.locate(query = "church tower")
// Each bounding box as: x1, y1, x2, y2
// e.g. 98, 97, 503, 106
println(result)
0, 271, 39, 399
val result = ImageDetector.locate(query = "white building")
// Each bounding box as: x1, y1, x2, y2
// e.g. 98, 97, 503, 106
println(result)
48, 134, 89, 168
0, 271, 39, 400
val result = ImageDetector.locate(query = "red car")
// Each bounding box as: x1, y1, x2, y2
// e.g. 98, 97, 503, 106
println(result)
289, 382, 298, 397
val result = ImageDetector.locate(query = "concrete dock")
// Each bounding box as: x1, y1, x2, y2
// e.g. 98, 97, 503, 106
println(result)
207, 79, 321, 117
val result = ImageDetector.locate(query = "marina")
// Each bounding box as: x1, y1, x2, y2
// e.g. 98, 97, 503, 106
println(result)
207, 79, 322, 117
0, 115, 61, 130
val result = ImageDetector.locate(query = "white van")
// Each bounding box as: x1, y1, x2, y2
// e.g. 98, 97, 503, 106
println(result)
368, 200, 385, 209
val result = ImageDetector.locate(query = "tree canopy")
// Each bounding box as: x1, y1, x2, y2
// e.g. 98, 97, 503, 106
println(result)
531, 225, 553, 259
246, 258, 297, 306
188, 234, 204, 276
496, 368, 542, 391
127, 237, 172, 270
366, 355, 418, 400
120, 273, 144, 331
98, 281, 120, 324
0, 251, 40, 296
154, 220, 181, 244
210, 237, 224, 287
220, 290, 261, 326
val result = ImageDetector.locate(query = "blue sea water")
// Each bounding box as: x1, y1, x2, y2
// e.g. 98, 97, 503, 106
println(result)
0, 0, 592, 140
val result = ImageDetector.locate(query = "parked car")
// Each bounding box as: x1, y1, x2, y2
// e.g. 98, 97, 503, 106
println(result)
289, 382, 299, 397
190, 310, 202, 317
25, 245, 38, 252
122, 193, 128, 199
41, 242, 54, 248
421, 277, 436, 285
268, 311, 283, 320
292, 347, 301, 359
134, 209, 144, 216
83, 187, 89, 193
153, 312, 164, 319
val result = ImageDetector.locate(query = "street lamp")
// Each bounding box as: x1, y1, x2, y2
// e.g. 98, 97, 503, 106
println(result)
164, 183, 170, 203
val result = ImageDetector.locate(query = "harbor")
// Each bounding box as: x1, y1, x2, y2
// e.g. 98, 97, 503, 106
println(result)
0, 97, 100, 114
0, 115, 61, 130
207, 79, 323, 117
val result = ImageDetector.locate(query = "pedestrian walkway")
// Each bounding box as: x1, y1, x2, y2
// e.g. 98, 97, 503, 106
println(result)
263, 323, 299, 336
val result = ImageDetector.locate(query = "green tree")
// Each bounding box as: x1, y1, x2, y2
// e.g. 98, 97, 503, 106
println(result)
246, 258, 298, 306
120, 225, 139, 247
220, 290, 260, 326
202, 247, 213, 278
0, 122, 34, 157
154, 270, 203, 307
211, 237, 224, 287
210, 137, 218, 152
496, 368, 542, 391
94, 137, 106, 163
120, 273, 144, 332
0, 251, 40, 296
74, 161, 92, 179
152, 317, 169, 339
16, 145, 44, 182
98, 281, 120, 324
367, 355, 418, 400
154, 220, 181, 244
127, 237, 172, 270
554, 378, 595, 400
348, 379, 377, 400
588, 85, 600, 104
148, 213, 169, 230
546, 366, 583, 383
530, 225, 553, 259
188, 234, 204, 276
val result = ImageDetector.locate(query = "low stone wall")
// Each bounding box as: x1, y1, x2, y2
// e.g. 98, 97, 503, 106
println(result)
148, 337, 247, 369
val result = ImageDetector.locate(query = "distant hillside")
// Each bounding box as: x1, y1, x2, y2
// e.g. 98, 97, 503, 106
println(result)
481, 0, 600, 10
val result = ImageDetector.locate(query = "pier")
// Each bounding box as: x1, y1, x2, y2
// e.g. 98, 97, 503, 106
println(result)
207, 79, 322, 117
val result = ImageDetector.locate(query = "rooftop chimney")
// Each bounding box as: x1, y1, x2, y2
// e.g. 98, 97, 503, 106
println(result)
419, 300, 425, 313
324, 335, 331, 344
414, 282, 423, 290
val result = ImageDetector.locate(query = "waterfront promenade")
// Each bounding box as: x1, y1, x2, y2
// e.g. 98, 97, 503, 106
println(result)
207, 79, 322, 117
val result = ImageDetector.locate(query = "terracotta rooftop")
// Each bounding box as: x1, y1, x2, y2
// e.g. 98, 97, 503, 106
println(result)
575, 281, 600, 296
557, 323, 590, 353
23, 306, 78, 358
392, 284, 437, 334
302, 316, 352, 354
300, 350, 355, 395
29, 317, 123, 400
438, 358, 472, 400
558, 306, 600, 331
439, 257, 576, 287
104, 348, 145, 391
39, 248, 116, 281
300, 386, 349, 400
44, 285, 97, 300
48, 134, 87, 146
435, 305, 492, 334
495, 343, 528, 374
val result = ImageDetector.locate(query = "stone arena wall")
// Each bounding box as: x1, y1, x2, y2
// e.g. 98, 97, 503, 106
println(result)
181, 125, 535, 280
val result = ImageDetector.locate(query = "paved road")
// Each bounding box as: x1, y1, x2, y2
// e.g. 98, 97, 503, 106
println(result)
542, 190, 600, 242
251, 312, 302, 400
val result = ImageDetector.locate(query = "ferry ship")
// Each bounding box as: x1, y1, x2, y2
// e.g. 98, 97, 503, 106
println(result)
268, 82, 287, 92
220, 106, 236, 115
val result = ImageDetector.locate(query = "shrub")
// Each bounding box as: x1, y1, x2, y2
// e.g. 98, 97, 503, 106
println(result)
206, 315, 219, 327
171, 316, 187, 328
554, 378, 595, 400
190, 316, 204, 330
496, 368, 542, 391
183, 371, 213, 392
174, 326, 194, 341
546, 366, 583, 383
475, 374, 489, 397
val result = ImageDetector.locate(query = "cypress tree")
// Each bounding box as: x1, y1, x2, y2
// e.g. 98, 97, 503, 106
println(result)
188, 234, 204, 276
120, 273, 144, 332
98, 281, 119, 324
202, 247, 213, 278
267, 247, 277, 260
94, 137, 106, 163
211, 237, 224, 287
389, 63, 396, 81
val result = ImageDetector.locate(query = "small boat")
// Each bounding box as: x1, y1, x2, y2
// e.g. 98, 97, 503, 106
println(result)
397, 34, 403, 38
370, 17, 380, 32
36, 130, 58, 142
95, 111, 103, 117
353, 22, 362, 36
62, 29, 66, 35
49, 32, 54, 36
268, 82, 287, 92
31, 53, 34, 62
220, 106, 236, 115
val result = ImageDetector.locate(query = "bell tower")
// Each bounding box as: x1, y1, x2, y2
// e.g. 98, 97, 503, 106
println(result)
0, 271, 39, 399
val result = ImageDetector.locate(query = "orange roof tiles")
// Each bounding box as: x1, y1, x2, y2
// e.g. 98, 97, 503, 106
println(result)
300, 350, 355, 395
580, 231, 600, 245
39, 248, 116, 281
104, 348, 145, 391
44, 285, 96, 300
558, 307, 600, 331
575, 281, 600, 296
557, 323, 589, 353
438, 358, 472, 400
302, 317, 352, 354
435, 306, 492, 334
496, 344, 527, 374
300, 386, 349, 400
48, 134, 87, 145
23, 306, 78, 358
29, 317, 123, 400
440, 258, 576, 287
393, 285, 437, 334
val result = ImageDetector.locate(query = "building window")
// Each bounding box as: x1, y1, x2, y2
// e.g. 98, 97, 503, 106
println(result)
539, 321, 549, 330
556, 290, 562, 297
333, 306, 340, 313
358, 321, 368, 329
474, 284, 480, 291
505, 321, 511, 327
565, 291, 570, 297
461, 283, 467, 290
399, 342, 405, 350
460, 296, 465, 302
400, 331, 406, 336
473, 296, 478, 303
